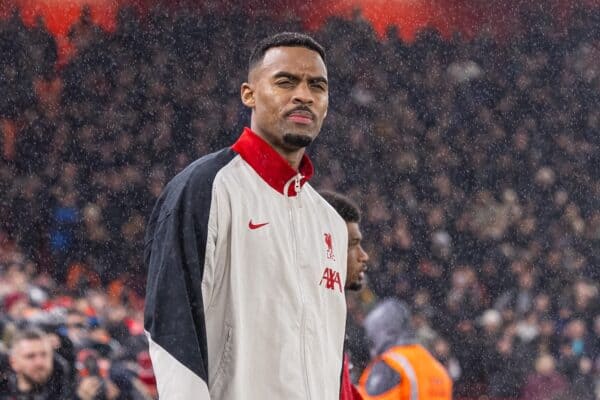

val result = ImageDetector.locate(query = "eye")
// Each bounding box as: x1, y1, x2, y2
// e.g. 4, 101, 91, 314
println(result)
311, 82, 327, 91
276, 80, 294, 88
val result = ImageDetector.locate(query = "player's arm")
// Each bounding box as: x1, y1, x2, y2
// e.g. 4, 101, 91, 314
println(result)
143, 151, 234, 399
143, 181, 210, 399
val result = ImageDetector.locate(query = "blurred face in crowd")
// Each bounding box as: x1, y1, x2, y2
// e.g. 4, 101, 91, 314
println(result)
345, 222, 369, 291
535, 354, 556, 376
540, 319, 556, 337
497, 336, 513, 355
242, 46, 328, 158
66, 311, 89, 345
10, 337, 54, 389
432, 338, 450, 359
534, 293, 551, 313
565, 319, 586, 339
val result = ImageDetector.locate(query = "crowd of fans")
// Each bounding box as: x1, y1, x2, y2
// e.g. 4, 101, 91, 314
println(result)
0, 3, 599, 399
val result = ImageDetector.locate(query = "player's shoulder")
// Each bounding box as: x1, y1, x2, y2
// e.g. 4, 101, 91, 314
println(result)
175, 148, 237, 188
157, 148, 237, 214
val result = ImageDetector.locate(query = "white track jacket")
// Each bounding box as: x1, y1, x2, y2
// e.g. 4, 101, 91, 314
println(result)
144, 127, 348, 399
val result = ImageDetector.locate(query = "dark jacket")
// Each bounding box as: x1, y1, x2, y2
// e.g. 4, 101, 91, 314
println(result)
520, 371, 569, 400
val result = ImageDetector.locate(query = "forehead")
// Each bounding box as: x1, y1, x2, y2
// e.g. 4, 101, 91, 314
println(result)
257, 46, 327, 79
67, 313, 85, 321
347, 222, 362, 239
15, 338, 49, 354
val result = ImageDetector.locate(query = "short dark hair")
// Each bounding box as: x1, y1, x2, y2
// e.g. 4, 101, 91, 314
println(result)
320, 191, 360, 223
249, 32, 326, 72
10, 328, 47, 350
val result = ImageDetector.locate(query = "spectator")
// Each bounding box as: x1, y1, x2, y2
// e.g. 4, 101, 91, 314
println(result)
358, 299, 452, 399
520, 354, 569, 400
486, 335, 528, 398
1, 328, 72, 399
430, 337, 461, 383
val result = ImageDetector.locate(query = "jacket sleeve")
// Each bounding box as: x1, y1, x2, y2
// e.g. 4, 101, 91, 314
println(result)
143, 155, 228, 400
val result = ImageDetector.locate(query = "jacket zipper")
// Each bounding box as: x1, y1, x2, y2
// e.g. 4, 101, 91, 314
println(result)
284, 173, 312, 400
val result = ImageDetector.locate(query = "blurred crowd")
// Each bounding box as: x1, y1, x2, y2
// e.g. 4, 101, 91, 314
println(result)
0, 3, 599, 399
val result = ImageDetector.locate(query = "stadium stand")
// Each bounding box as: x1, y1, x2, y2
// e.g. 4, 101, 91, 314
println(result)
0, 3, 599, 399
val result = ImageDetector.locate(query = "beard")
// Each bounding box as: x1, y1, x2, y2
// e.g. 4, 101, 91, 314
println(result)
282, 133, 313, 149
23, 369, 52, 388
345, 280, 364, 291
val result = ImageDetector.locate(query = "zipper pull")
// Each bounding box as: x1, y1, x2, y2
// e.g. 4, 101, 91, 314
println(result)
295, 173, 302, 194
295, 173, 304, 208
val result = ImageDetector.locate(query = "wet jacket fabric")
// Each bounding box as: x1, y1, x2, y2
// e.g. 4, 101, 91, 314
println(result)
144, 127, 348, 400
358, 344, 453, 400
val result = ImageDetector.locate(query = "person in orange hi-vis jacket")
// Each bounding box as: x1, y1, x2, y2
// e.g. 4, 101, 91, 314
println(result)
320, 191, 369, 400
358, 299, 452, 400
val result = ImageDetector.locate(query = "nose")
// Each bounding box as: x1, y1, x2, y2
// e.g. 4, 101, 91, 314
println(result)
359, 245, 369, 263
292, 82, 314, 105
34, 355, 47, 368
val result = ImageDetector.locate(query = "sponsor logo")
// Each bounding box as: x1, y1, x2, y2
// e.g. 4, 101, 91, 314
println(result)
319, 267, 342, 292
248, 220, 269, 230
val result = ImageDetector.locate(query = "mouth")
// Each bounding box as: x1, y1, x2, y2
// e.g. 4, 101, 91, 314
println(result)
359, 265, 368, 281
32, 371, 48, 381
286, 109, 315, 125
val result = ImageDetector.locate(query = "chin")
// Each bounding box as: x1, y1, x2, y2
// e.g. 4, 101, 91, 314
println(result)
346, 282, 364, 291
282, 133, 314, 149
32, 375, 51, 385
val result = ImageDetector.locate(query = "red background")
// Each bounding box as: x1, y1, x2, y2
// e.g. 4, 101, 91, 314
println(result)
1, 0, 599, 64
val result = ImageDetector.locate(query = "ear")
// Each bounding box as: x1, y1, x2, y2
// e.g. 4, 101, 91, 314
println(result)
9, 353, 17, 371
240, 82, 255, 108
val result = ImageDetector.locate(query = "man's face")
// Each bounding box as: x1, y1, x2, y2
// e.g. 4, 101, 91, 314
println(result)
242, 46, 328, 153
10, 338, 53, 387
66, 312, 89, 344
345, 222, 369, 291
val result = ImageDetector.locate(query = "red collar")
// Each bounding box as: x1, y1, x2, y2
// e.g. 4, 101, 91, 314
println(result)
231, 127, 314, 196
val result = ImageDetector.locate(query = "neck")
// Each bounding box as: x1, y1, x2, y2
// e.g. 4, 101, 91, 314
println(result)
280, 149, 304, 171
16, 374, 33, 392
